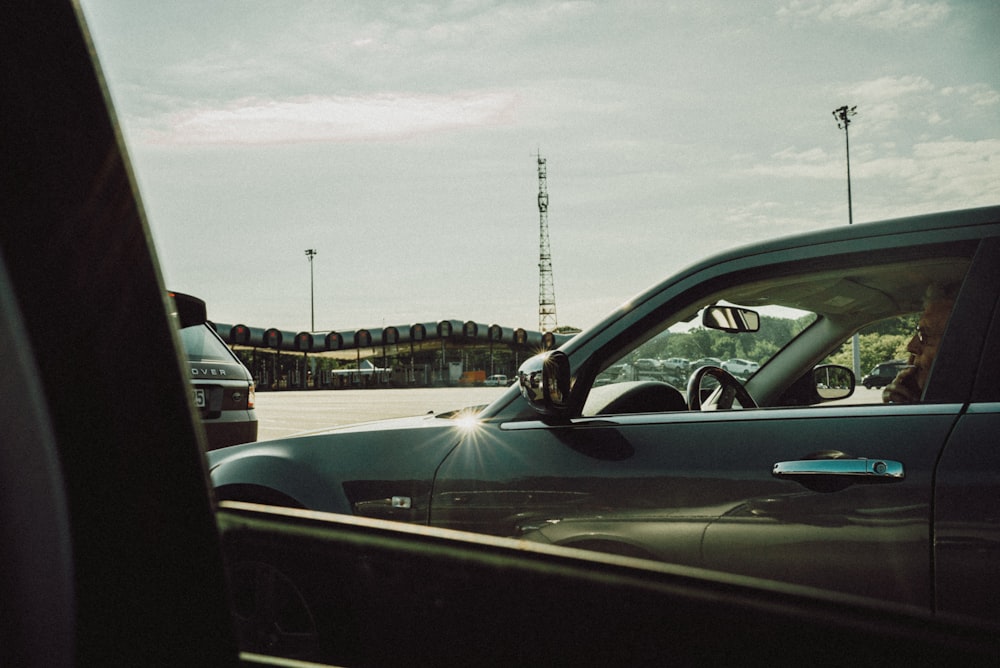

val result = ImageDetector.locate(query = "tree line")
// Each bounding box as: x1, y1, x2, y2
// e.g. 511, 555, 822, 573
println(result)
635, 312, 916, 375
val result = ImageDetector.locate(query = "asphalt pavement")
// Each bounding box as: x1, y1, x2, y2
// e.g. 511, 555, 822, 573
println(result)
254, 386, 511, 441
253, 385, 886, 441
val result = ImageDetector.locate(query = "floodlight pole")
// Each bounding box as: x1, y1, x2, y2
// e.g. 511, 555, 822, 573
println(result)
833, 105, 861, 376
305, 248, 317, 331
832, 105, 857, 225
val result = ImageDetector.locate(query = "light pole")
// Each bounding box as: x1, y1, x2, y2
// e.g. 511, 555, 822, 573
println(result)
832, 105, 861, 376
832, 105, 857, 224
304, 248, 317, 331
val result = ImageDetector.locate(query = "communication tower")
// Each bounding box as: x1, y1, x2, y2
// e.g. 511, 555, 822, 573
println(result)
536, 153, 557, 333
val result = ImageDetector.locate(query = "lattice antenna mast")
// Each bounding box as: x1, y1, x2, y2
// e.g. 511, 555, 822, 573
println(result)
536, 153, 557, 333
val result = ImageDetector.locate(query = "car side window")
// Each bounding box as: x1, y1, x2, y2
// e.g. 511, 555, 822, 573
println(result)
582, 305, 816, 416
824, 313, 917, 401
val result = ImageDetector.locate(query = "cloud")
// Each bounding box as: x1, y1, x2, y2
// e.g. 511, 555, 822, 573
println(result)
773, 147, 831, 163
906, 138, 1000, 200
829, 75, 940, 133
135, 91, 520, 145
745, 147, 840, 179
941, 84, 1000, 107
828, 77, 1000, 134
847, 75, 935, 100
743, 136, 1000, 203
778, 0, 951, 30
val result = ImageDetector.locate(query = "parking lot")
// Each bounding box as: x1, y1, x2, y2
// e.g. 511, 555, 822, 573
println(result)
252, 385, 884, 441
253, 386, 510, 440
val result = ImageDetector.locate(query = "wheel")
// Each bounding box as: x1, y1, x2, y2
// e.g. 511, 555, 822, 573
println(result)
687, 365, 756, 410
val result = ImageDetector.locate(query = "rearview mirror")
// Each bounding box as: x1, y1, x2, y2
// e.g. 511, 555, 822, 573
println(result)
702, 305, 760, 333
517, 350, 571, 419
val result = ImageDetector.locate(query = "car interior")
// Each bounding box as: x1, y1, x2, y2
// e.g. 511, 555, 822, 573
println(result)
4, 2, 998, 666
578, 251, 972, 416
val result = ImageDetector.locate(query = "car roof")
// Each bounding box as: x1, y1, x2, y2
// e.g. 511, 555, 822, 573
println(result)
562, 207, 997, 356
705, 206, 999, 265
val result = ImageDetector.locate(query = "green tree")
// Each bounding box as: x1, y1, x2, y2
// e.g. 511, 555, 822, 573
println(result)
828, 333, 910, 373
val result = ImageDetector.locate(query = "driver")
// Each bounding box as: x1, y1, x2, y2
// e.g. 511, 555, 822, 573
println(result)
882, 283, 957, 404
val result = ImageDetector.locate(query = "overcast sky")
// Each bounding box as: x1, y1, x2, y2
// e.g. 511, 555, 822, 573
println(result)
80, 0, 1000, 334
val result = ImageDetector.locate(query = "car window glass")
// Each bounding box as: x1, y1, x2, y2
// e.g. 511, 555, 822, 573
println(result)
827, 314, 914, 385
581, 254, 972, 416
179, 324, 240, 363
584, 304, 815, 416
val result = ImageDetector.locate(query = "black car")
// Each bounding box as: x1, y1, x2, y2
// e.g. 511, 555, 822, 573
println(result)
862, 359, 908, 389
171, 292, 257, 449
210, 205, 1000, 623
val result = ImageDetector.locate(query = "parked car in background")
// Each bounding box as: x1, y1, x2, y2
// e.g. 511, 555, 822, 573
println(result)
689, 357, 723, 370
663, 357, 690, 372
862, 359, 908, 389
170, 292, 257, 449
484, 374, 510, 386
722, 357, 759, 378
661, 357, 691, 385
210, 205, 1000, 624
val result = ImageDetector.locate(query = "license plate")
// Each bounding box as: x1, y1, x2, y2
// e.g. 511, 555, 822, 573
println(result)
193, 388, 206, 408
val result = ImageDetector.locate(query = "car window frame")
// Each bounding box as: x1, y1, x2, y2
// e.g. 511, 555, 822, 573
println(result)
557, 239, 985, 419
925, 236, 1000, 404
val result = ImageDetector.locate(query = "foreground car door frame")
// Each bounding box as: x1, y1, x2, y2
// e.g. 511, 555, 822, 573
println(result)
4, 1, 238, 664
218, 501, 1000, 666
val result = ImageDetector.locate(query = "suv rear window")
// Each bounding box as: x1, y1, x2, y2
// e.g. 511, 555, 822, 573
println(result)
179, 324, 243, 365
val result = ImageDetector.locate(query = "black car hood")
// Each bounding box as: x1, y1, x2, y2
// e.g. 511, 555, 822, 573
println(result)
207, 412, 468, 515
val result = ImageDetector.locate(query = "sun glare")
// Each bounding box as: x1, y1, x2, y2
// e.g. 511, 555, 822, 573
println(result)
454, 412, 482, 433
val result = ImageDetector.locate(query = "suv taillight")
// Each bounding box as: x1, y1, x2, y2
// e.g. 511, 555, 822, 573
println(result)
247, 383, 255, 409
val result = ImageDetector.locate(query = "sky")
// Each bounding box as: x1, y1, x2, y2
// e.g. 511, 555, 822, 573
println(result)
79, 0, 1000, 334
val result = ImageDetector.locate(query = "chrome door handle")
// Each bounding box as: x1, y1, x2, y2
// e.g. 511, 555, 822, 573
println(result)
773, 458, 904, 481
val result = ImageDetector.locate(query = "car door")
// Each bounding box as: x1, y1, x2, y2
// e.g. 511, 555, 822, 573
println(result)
432, 405, 955, 607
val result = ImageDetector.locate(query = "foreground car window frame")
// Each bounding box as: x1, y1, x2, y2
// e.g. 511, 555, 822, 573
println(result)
216, 500, 1000, 666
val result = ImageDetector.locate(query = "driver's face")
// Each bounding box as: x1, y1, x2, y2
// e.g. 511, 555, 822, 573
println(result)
906, 298, 954, 391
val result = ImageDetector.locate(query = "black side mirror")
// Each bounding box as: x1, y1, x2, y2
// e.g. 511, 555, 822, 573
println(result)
813, 364, 855, 401
517, 350, 572, 418
702, 305, 760, 333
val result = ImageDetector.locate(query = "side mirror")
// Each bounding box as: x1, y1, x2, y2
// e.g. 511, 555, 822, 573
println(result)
517, 350, 572, 418
702, 305, 760, 333
813, 364, 855, 401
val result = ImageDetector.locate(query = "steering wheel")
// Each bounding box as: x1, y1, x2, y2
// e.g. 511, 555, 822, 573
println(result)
687, 365, 757, 411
